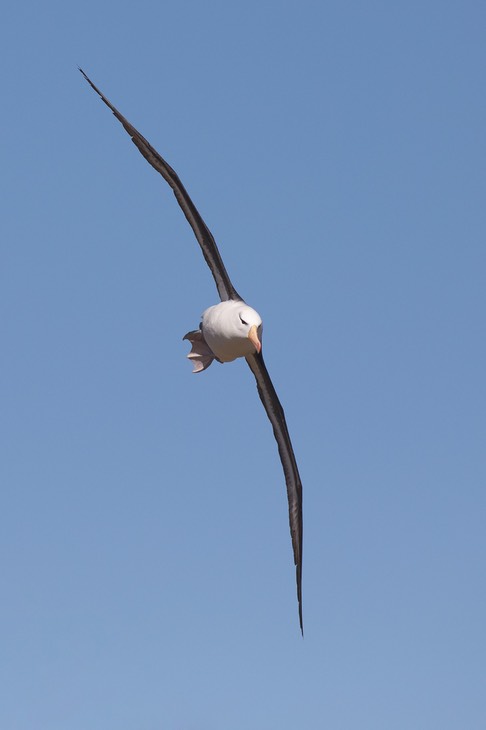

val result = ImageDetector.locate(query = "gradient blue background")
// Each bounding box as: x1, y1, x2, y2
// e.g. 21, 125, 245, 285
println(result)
1, 1, 485, 727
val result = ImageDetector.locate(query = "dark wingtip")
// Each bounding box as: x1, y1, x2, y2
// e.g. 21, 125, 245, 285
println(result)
79, 68, 95, 91
78, 68, 103, 99
297, 562, 303, 636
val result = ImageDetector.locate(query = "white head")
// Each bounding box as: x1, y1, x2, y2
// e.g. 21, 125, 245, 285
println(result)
236, 304, 263, 354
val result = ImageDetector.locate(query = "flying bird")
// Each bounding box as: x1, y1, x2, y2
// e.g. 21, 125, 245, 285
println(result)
80, 69, 304, 634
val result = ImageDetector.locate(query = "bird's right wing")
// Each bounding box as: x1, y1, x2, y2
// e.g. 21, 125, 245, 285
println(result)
246, 351, 303, 634
80, 69, 241, 303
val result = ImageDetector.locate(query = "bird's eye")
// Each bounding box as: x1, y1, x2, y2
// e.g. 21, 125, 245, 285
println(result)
239, 315, 248, 325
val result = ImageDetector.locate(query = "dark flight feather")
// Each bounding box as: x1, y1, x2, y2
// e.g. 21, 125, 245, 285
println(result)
79, 68, 240, 302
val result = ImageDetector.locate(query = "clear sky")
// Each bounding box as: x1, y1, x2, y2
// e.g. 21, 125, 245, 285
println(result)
1, 1, 485, 728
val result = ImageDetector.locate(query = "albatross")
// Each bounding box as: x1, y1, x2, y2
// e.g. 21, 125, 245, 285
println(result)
80, 69, 304, 634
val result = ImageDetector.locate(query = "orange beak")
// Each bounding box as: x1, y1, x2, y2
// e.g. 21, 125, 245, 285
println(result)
248, 324, 261, 354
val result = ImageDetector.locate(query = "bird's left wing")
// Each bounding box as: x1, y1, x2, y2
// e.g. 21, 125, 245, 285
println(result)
79, 69, 241, 302
246, 352, 303, 634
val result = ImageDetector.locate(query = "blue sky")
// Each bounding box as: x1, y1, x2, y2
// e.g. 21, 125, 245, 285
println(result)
1, 1, 485, 727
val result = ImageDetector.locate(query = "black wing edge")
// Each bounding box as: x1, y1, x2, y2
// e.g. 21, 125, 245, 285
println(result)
79, 68, 241, 303
246, 352, 303, 635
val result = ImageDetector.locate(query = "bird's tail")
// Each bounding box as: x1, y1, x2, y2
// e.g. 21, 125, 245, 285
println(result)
183, 330, 215, 373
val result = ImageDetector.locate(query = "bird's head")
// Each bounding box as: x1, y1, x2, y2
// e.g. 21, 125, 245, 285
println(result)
237, 305, 263, 354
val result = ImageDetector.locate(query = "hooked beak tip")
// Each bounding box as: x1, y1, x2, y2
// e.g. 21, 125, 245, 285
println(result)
248, 325, 261, 354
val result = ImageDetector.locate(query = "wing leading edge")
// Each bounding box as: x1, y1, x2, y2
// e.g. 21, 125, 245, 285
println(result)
246, 353, 303, 634
79, 68, 240, 302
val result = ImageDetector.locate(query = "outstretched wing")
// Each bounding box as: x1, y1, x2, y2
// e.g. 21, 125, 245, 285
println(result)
80, 69, 241, 303
246, 352, 303, 635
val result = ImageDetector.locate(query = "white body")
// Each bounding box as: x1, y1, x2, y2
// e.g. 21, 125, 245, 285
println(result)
202, 301, 263, 362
